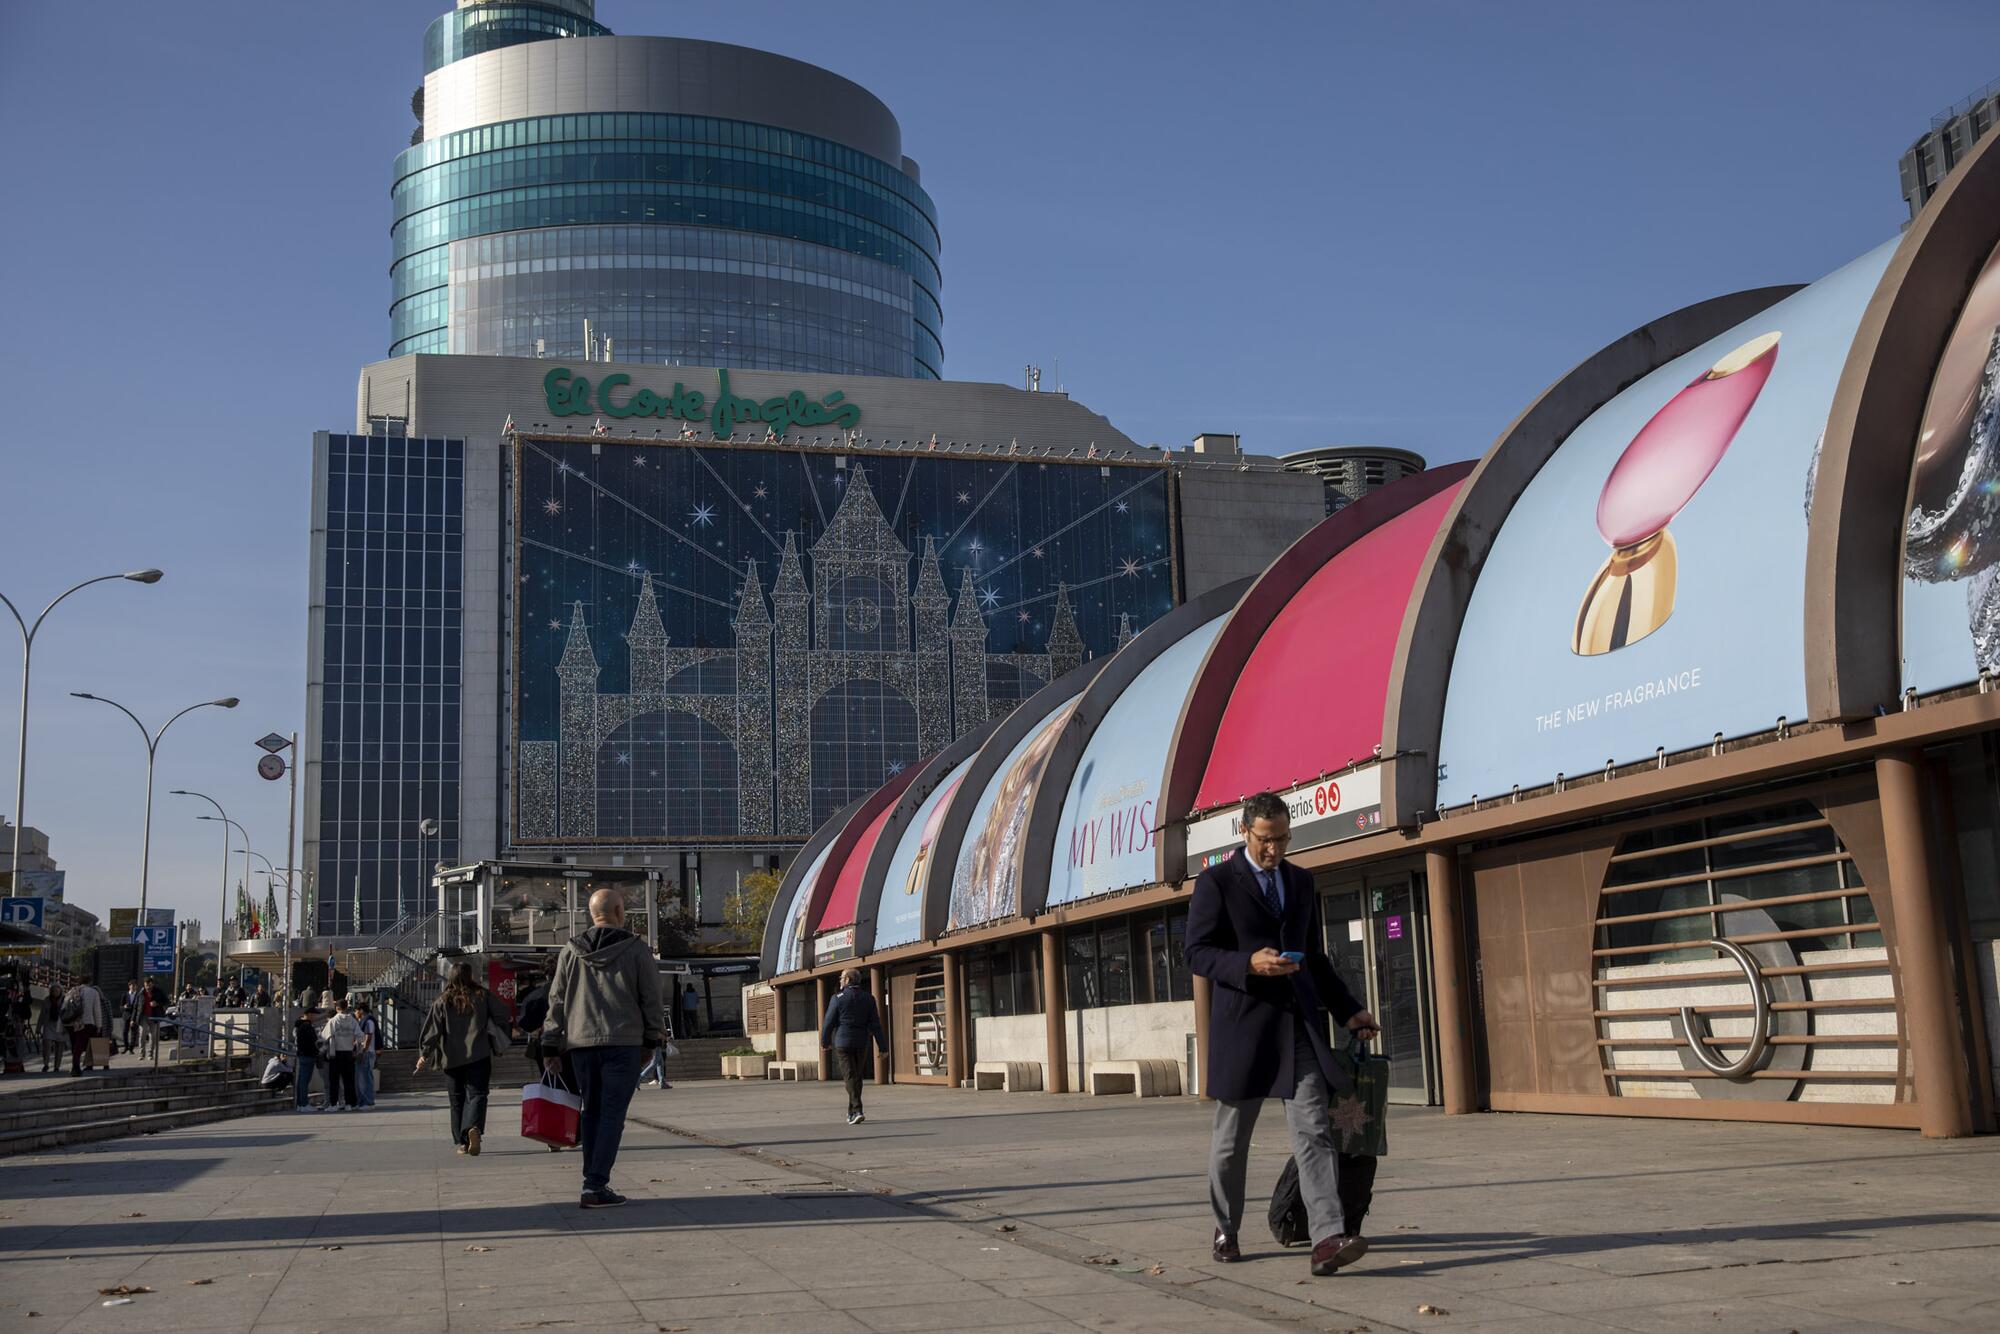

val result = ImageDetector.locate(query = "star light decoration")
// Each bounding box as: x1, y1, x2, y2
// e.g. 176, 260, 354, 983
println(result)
1115, 500, 1130, 514
547, 619, 563, 631
1031, 547, 1045, 560
1119, 557, 1142, 578
543, 498, 563, 516
956, 490, 971, 504
753, 484, 769, 500
978, 585, 1000, 610
690, 502, 717, 527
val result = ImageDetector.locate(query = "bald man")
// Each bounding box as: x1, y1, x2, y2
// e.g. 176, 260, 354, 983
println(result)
543, 887, 666, 1208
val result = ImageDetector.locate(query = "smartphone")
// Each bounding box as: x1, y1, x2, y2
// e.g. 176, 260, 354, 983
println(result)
1279, 950, 1305, 963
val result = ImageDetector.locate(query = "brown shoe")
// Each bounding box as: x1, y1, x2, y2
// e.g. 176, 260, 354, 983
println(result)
1310, 1234, 1368, 1276
465, 1127, 481, 1157
1212, 1229, 1241, 1263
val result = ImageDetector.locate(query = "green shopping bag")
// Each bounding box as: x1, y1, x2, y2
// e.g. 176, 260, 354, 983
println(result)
1328, 1034, 1389, 1157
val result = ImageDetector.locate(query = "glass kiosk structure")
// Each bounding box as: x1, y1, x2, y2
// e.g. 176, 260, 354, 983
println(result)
433, 860, 689, 1011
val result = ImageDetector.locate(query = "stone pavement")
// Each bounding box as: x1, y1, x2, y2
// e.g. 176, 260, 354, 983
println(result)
0, 1079, 1997, 1334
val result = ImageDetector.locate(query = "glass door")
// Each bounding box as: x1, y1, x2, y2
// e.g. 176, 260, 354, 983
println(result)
1318, 870, 1438, 1105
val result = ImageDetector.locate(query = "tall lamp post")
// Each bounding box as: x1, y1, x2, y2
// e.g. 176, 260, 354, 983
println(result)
195, 813, 256, 935
417, 817, 440, 929
173, 792, 243, 976
0, 569, 162, 884
71, 692, 238, 922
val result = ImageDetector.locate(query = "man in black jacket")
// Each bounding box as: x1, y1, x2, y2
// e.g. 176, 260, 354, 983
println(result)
1186, 792, 1377, 1278
819, 969, 888, 1125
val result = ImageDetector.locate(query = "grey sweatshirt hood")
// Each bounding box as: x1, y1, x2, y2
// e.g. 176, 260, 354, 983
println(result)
570, 924, 644, 965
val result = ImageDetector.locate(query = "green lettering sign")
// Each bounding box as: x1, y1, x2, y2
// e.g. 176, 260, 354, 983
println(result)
541, 367, 857, 437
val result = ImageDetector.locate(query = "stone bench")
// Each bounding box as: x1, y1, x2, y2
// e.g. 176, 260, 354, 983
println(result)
1086, 1059, 1182, 1098
972, 1061, 1043, 1092
765, 1060, 819, 1082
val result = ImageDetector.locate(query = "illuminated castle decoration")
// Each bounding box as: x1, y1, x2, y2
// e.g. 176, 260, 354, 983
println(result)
526, 464, 1086, 841
1574, 332, 1780, 656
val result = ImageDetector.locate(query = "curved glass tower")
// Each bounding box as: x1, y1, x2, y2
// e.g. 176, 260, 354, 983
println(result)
393, 0, 942, 378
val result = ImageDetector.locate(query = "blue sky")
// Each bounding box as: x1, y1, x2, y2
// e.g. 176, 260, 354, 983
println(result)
1, 0, 1995, 931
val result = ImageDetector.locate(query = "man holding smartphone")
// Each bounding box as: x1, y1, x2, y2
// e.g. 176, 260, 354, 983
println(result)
1186, 791, 1379, 1277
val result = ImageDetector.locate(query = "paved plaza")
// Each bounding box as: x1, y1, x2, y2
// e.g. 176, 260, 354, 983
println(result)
2, 1080, 1998, 1332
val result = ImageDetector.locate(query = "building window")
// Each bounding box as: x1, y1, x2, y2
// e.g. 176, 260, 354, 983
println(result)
1061, 905, 1191, 1009
783, 984, 814, 1036
965, 937, 1043, 1019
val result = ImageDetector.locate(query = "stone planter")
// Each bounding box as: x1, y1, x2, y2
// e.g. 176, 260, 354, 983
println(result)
721, 1053, 771, 1080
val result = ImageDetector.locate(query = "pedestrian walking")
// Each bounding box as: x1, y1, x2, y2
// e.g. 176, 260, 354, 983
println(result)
541, 888, 665, 1208
680, 981, 701, 1038
638, 1003, 675, 1091
1186, 791, 1379, 1278
37, 984, 64, 1073
292, 1005, 323, 1111
417, 961, 512, 1155
354, 1001, 380, 1107
60, 980, 109, 1077
142, 979, 167, 1057
320, 999, 363, 1110
121, 981, 142, 1053
819, 968, 888, 1125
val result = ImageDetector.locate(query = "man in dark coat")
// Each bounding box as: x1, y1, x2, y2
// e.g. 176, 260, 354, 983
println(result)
1186, 791, 1378, 1277
819, 968, 888, 1125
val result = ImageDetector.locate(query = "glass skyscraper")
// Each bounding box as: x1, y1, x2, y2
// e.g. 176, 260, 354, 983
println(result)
306, 434, 466, 937
392, 0, 942, 379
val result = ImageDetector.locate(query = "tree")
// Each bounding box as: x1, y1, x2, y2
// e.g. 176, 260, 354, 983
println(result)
724, 870, 784, 948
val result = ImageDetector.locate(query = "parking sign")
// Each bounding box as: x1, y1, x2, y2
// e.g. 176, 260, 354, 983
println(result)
0, 897, 43, 929
132, 925, 174, 973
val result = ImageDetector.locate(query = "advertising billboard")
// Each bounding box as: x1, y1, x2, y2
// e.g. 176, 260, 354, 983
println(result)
1902, 239, 2000, 696
1049, 616, 1224, 905
774, 843, 832, 975
872, 760, 971, 951
1436, 241, 1896, 807
513, 437, 1173, 845
946, 700, 1078, 930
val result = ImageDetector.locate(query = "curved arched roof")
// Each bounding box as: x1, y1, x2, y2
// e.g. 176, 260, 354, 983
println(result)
772, 842, 834, 976
808, 762, 924, 936
1195, 480, 1465, 812
944, 695, 1082, 932
873, 755, 974, 951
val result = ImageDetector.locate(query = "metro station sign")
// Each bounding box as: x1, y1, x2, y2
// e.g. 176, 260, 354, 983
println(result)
1184, 762, 1386, 868
543, 367, 862, 438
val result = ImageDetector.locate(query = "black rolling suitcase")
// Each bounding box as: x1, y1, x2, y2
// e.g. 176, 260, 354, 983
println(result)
1268, 1152, 1380, 1246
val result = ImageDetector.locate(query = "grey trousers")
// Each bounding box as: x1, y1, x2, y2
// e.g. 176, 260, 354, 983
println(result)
1209, 1034, 1345, 1246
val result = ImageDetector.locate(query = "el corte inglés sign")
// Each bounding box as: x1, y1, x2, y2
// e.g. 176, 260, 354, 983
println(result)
544, 367, 861, 438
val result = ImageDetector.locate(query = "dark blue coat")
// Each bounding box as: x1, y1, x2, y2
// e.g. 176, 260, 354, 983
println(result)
820, 985, 888, 1053
1185, 850, 1364, 1102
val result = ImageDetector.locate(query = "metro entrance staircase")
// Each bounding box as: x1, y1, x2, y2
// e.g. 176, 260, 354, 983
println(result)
0, 1060, 289, 1157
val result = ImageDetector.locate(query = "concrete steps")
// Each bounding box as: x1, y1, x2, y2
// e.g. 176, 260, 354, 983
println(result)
0, 1064, 290, 1156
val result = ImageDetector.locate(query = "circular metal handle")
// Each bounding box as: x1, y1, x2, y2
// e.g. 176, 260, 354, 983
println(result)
1679, 938, 1771, 1078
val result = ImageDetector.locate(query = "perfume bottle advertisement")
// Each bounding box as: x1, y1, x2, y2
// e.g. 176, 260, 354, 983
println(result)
1434, 240, 1896, 809
1901, 239, 2000, 697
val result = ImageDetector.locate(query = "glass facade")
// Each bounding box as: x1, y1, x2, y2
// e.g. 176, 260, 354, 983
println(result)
314, 435, 464, 936
391, 108, 944, 376
423, 3, 609, 74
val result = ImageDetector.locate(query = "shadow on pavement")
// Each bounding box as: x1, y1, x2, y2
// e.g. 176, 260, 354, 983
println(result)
0, 1158, 230, 1199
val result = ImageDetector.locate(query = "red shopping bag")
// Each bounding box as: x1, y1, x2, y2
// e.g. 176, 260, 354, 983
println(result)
521, 1077, 582, 1147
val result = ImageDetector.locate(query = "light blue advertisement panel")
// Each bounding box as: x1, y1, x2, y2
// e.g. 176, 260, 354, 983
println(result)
1437, 241, 1895, 807
1048, 616, 1225, 905
871, 755, 974, 951
947, 695, 1082, 931
1903, 240, 2000, 696
775, 844, 833, 975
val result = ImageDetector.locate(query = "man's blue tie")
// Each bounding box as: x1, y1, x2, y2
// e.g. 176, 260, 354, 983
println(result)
1257, 867, 1282, 917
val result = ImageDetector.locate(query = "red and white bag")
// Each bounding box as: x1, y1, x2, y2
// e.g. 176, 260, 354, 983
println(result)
521, 1075, 582, 1147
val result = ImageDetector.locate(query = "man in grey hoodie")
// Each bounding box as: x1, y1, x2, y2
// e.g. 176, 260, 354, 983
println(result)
542, 888, 665, 1208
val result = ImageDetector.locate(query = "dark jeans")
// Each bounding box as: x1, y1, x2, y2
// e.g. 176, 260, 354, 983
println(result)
446, 1057, 492, 1145
838, 1046, 869, 1115
572, 1045, 643, 1195
681, 1007, 700, 1037
328, 1051, 358, 1108
296, 1053, 318, 1107
123, 1014, 138, 1052
69, 1025, 99, 1074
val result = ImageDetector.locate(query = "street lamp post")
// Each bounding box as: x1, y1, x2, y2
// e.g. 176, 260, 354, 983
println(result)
0, 570, 162, 885
174, 792, 243, 976
196, 814, 255, 935
71, 692, 238, 924
417, 817, 439, 929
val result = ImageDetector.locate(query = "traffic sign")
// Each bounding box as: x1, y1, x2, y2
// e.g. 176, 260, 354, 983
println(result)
256, 732, 289, 753
132, 925, 174, 973
0, 897, 44, 929
258, 753, 287, 781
